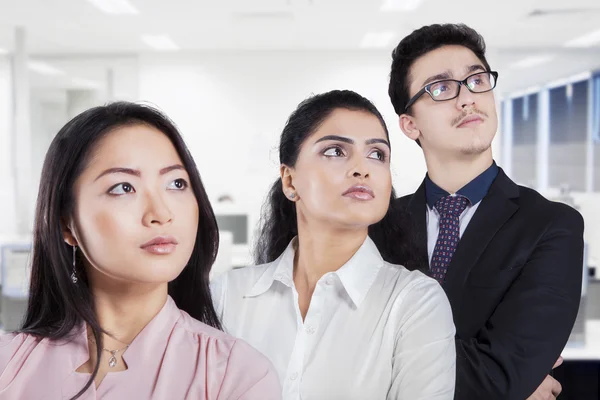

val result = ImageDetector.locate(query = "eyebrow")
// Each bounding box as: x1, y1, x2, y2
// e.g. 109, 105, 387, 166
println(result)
315, 135, 390, 149
421, 64, 487, 87
94, 164, 185, 182
465, 64, 486, 75
422, 71, 452, 87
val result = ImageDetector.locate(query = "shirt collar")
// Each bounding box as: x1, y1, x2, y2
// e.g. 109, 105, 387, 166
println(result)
244, 236, 384, 309
425, 161, 498, 209
244, 239, 296, 298
335, 236, 383, 308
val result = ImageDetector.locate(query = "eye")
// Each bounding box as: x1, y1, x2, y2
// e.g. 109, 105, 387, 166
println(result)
469, 78, 482, 89
167, 178, 188, 190
323, 146, 345, 158
431, 83, 451, 97
468, 74, 490, 90
108, 183, 135, 195
368, 149, 386, 162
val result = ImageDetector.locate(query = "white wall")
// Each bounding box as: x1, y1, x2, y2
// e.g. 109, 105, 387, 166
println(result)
0, 57, 15, 236
138, 50, 429, 219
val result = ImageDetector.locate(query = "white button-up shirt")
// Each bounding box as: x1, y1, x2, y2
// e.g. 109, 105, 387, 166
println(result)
211, 237, 456, 400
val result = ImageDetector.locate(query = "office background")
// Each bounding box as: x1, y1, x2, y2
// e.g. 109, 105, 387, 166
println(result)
0, 0, 599, 397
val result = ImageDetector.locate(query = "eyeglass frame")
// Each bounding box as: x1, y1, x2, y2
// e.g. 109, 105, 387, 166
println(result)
403, 70, 499, 112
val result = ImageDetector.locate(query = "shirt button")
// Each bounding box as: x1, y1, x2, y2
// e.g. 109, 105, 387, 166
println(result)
306, 325, 315, 334
325, 277, 333, 285
290, 372, 299, 380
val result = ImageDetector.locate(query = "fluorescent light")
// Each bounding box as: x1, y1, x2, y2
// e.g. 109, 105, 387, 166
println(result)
141, 35, 180, 51
564, 29, 600, 48
381, 0, 424, 11
509, 55, 554, 69
360, 32, 396, 48
27, 61, 65, 76
85, 0, 139, 15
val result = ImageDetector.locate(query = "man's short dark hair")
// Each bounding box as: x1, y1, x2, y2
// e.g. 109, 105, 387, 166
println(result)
388, 23, 491, 116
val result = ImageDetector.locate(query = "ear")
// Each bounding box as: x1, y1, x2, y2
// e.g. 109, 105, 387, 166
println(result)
61, 217, 79, 247
280, 164, 298, 201
399, 113, 421, 142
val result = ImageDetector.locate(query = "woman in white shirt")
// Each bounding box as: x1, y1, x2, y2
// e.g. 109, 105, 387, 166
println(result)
211, 90, 455, 400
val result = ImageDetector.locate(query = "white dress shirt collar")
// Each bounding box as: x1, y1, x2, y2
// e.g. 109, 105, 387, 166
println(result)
245, 236, 383, 308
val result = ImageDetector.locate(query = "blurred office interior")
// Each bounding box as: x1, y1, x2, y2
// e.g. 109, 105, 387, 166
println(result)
0, 0, 599, 397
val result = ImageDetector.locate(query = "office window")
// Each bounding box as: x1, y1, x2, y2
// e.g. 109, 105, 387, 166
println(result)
549, 80, 588, 191
593, 74, 600, 191
512, 94, 537, 186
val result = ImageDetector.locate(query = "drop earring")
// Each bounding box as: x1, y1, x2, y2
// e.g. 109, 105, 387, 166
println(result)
71, 246, 78, 284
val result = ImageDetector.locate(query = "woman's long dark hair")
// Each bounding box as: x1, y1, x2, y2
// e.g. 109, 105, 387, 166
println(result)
21, 102, 221, 399
254, 90, 424, 270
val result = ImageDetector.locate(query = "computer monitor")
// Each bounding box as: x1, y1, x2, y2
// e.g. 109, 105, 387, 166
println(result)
214, 214, 249, 245
1, 244, 31, 299
0, 244, 31, 332
213, 205, 255, 268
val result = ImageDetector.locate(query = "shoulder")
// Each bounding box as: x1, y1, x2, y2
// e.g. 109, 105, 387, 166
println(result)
380, 262, 453, 326
175, 309, 272, 363
211, 262, 278, 297
381, 262, 446, 301
217, 337, 282, 399
0, 331, 42, 360
0, 332, 49, 387
174, 312, 281, 398
177, 310, 237, 343
515, 185, 583, 230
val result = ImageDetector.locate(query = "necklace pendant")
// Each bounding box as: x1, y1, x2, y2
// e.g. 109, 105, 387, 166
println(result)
108, 355, 117, 368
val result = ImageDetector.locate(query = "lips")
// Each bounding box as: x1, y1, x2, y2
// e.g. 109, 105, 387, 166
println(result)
457, 114, 484, 128
140, 236, 178, 255
342, 185, 375, 201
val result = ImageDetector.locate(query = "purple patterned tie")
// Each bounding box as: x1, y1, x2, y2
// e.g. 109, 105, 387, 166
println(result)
430, 194, 470, 284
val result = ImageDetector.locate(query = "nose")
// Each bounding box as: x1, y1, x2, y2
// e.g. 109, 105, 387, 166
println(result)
349, 157, 370, 179
456, 83, 476, 110
142, 191, 173, 227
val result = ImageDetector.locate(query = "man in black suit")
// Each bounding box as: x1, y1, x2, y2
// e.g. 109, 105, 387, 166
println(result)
388, 24, 584, 400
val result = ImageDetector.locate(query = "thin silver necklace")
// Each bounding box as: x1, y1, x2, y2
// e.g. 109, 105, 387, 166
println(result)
102, 345, 129, 368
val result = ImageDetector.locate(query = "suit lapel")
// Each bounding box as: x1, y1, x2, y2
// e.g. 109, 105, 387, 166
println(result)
407, 180, 429, 273
443, 169, 520, 316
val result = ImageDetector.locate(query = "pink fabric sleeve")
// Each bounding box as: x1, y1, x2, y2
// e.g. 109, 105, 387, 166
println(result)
216, 339, 282, 400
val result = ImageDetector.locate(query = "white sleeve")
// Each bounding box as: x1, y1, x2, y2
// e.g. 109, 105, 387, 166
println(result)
388, 277, 456, 400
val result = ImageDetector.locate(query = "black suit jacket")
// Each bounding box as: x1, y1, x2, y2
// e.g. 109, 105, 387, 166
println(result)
397, 168, 584, 400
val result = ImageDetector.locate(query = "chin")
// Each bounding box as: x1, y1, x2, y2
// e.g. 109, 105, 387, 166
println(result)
339, 211, 386, 229
460, 144, 491, 156
138, 261, 186, 281
458, 135, 494, 155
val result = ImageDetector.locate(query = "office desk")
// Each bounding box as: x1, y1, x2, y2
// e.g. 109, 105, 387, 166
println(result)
557, 320, 600, 400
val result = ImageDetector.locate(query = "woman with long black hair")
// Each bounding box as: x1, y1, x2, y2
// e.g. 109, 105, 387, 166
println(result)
212, 90, 456, 399
0, 102, 280, 399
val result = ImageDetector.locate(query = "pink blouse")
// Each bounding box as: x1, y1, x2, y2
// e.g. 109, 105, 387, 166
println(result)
0, 296, 281, 399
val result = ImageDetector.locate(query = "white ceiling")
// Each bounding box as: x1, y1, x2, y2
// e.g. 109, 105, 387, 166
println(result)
0, 0, 599, 53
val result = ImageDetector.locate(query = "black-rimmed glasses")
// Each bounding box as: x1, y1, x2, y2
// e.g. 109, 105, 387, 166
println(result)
404, 71, 499, 111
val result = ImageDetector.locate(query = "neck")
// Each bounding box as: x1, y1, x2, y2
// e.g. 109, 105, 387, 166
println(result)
424, 149, 493, 193
294, 215, 367, 290
89, 278, 169, 347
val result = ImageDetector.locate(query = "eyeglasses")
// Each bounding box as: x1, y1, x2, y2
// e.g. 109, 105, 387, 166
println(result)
404, 71, 499, 111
